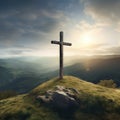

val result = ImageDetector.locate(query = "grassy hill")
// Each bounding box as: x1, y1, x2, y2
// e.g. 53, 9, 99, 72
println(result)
1, 76, 120, 120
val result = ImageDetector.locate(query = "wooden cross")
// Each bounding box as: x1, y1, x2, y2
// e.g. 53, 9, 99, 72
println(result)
51, 31, 72, 79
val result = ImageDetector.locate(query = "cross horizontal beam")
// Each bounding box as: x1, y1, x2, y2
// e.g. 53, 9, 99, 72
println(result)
63, 42, 72, 46
51, 40, 59, 45
51, 40, 72, 46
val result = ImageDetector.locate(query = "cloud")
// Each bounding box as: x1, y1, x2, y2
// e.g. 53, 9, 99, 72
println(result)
0, 47, 33, 58
106, 46, 120, 55
69, 44, 120, 56
0, 0, 73, 50
83, 0, 120, 25
0, 0, 120, 57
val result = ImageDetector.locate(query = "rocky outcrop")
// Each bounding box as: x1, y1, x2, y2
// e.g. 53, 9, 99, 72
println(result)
36, 85, 79, 110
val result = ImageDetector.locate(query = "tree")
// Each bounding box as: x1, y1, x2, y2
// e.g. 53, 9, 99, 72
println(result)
97, 79, 117, 88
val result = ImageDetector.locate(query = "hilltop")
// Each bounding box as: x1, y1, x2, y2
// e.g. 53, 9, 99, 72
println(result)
1, 76, 120, 120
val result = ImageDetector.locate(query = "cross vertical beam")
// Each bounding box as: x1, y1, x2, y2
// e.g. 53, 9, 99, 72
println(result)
51, 31, 72, 79
60, 31, 63, 79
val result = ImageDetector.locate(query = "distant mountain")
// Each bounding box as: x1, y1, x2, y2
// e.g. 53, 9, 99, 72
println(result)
64, 57, 120, 86
0, 55, 120, 93
0, 57, 59, 93
1, 76, 120, 120
0, 66, 14, 87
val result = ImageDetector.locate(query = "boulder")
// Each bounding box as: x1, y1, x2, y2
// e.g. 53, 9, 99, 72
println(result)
36, 86, 79, 110
52, 90, 78, 109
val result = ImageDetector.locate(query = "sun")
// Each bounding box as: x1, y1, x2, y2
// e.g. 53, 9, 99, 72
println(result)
82, 33, 93, 46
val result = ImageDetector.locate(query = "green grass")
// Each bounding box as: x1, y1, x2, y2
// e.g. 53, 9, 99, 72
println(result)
1, 76, 120, 120
0, 94, 59, 120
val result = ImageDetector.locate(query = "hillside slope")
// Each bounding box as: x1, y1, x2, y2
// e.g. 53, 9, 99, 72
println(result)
1, 76, 120, 120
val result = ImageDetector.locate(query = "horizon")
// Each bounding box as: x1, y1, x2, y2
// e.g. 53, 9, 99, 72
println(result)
0, 54, 120, 59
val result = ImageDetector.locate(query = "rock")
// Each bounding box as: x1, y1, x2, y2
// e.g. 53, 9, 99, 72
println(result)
52, 90, 78, 109
36, 95, 52, 103
69, 88, 79, 94
55, 85, 65, 91
36, 86, 79, 110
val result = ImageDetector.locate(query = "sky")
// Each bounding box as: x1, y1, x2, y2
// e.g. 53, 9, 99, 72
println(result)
0, 0, 120, 58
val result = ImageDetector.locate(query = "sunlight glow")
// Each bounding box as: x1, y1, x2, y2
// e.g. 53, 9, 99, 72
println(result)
81, 33, 93, 46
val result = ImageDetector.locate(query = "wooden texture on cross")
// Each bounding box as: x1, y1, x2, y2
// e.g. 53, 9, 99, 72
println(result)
51, 31, 72, 79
